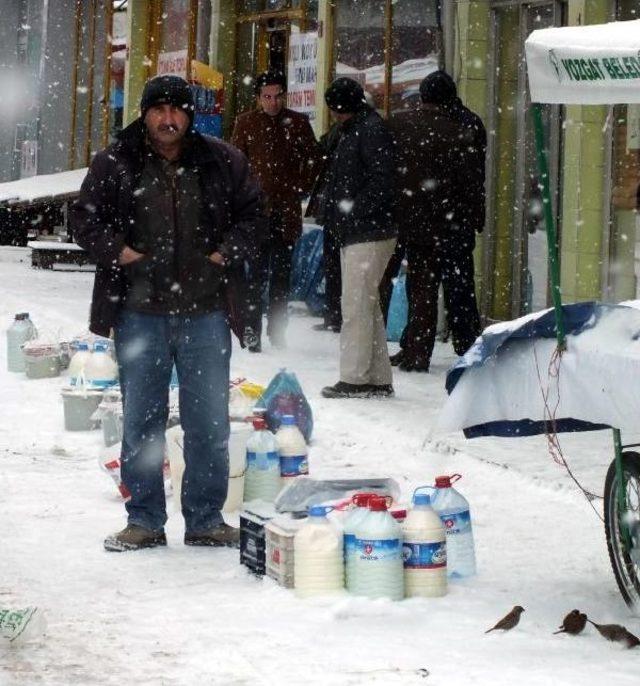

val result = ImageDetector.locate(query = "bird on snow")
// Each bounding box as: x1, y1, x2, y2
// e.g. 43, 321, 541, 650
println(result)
485, 606, 525, 634
587, 619, 640, 648
553, 609, 587, 635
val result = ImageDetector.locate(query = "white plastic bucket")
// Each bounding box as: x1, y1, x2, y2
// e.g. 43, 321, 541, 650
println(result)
166, 421, 250, 513
61, 387, 104, 431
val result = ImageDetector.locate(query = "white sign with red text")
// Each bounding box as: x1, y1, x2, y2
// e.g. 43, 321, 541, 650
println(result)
286, 32, 317, 121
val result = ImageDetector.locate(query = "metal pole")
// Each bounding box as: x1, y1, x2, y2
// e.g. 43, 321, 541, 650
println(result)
532, 102, 566, 350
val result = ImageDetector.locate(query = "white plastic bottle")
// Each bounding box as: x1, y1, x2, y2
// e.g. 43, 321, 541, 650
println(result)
84, 341, 118, 388
431, 474, 476, 578
294, 505, 344, 597
343, 492, 378, 593
243, 417, 282, 503
276, 414, 309, 484
402, 492, 447, 597
6, 313, 37, 372
352, 495, 403, 601
0, 606, 46, 645
68, 342, 92, 386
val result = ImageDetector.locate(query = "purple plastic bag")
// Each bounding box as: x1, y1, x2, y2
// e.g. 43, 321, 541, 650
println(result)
259, 369, 313, 443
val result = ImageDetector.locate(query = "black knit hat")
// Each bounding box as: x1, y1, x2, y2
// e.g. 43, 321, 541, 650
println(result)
419, 70, 457, 105
324, 77, 367, 114
254, 70, 287, 95
140, 75, 194, 122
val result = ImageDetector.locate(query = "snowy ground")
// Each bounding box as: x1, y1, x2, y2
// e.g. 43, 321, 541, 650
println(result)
0, 246, 638, 685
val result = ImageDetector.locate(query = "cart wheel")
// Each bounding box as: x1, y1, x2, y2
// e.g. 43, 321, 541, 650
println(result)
604, 451, 640, 609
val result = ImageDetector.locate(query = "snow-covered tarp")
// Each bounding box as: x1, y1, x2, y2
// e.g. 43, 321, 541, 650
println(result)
440, 301, 640, 438
0, 168, 87, 205
525, 20, 640, 104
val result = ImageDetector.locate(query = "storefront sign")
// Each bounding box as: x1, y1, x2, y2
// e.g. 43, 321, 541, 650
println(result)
287, 32, 318, 120
157, 50, 188, 79
525, 20, 640, 104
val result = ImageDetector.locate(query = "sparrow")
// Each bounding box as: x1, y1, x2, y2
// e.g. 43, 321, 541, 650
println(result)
553, 609, 587, 635
485, 606, 525, 634
588, 619, 640, 648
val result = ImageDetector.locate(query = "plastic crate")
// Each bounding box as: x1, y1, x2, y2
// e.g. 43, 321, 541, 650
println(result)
265, 516, 304, 588
239, 507, 274, 575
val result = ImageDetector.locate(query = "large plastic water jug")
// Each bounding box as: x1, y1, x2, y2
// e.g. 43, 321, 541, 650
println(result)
402, 492, 447, 597
243, 417, 281, 503
84, 341, 118, 388
343, 492, 378, 593
294, 505, 344, 598
352, 495, 403, 600
430, 474, 476, 578
6, 313, 37, 372
68, 342, 92, 386
276, 414, 308, 485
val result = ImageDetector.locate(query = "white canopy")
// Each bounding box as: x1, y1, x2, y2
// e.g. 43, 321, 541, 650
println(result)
525, 19, 640, 104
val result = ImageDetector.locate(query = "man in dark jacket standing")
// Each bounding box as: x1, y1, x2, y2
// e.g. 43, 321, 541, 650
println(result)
71, 75, 263, 552
232, 70, 320, 350
320, 78, 397, 399
387, 71, 484, 372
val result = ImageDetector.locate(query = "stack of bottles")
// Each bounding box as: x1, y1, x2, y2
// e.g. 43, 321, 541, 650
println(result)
284, 474, 476, 600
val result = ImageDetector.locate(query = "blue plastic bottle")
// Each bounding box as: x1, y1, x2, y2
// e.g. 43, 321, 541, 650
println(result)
430, 474, 476, 578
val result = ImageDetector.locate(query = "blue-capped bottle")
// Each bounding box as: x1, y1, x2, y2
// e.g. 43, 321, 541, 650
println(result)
294, 505, 344, 597
430, 474, 476, 578
401, 491, 447, 597
276, 414, 309, 484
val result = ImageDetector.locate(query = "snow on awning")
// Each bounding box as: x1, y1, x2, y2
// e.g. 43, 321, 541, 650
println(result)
525, 19, 640, 104
0, 168, 87, 206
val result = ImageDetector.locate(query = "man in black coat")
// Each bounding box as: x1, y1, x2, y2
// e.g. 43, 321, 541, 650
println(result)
387, 71, 484, 372
320, 78, 397, 399
71, 75, 263, 551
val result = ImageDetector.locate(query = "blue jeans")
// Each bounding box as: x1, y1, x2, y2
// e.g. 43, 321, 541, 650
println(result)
114, 310, 231, 533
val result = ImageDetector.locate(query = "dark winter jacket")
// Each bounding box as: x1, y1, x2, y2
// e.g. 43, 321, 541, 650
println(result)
231, 107, 321, 244
321, 107, 396, 247
445, 98, 487, 234
71, 119, 264, 338
388, 105, 484, 251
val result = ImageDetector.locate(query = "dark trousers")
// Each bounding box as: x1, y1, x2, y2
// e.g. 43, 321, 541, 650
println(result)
323, 225, 342, 328
404, 243, 481, 362
245, 232, 293, 341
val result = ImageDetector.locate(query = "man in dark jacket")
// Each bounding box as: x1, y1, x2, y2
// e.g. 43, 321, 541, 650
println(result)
231, 70, 320, 350
71, 75, 263, 552
387, 71, 484, 372
320, 78, 397, 399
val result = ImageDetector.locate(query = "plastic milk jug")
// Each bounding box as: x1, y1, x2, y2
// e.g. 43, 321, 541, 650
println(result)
431, 474, 476, 578
84, 341, 118, 388
68, 342, 92, 386
243, 417, 282, 503
343, 492, 378, 593
352, 495, 404, 600
402, 492, 447, 597
294, 505, 344, 597
276, 414, 308, 484
7, 313, 37, 372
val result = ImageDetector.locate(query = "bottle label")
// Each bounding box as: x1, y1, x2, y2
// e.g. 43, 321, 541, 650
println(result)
440, 510, 471, 536
356, 537, 401, 562
280, 454, 308, 478
246, 450, 279, 471
402, 541, 447, 569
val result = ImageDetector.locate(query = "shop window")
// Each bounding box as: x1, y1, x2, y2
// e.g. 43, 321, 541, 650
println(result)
334, 0, 386, 111
333, 0, 441, 116
610, 1, 640, 299
390, 0, 440, 113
